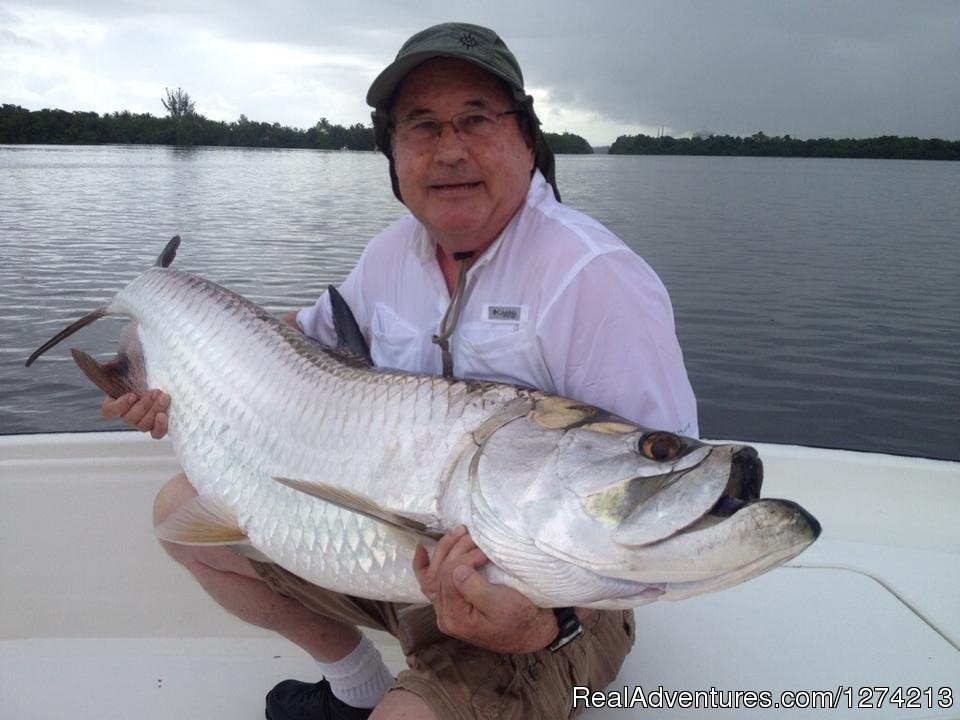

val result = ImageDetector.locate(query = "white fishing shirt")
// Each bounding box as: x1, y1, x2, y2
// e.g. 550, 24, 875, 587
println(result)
298, 170, 699, 437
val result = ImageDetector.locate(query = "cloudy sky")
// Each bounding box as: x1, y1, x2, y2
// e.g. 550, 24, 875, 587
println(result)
2, 0, 958, 145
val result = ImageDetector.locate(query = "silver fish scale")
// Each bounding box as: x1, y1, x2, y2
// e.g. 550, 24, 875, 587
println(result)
108, 268, 520, 602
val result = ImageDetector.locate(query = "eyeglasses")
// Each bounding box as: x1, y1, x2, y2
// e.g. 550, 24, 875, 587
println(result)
393, 109, 521, 147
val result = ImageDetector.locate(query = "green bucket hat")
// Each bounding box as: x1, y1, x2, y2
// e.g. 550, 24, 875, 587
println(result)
367, 22, 560, 203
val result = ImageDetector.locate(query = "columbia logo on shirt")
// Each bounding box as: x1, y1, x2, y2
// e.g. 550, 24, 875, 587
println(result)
485, 305, 524, 323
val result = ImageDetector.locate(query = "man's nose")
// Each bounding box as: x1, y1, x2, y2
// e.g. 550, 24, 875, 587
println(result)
433, 123, 469, 163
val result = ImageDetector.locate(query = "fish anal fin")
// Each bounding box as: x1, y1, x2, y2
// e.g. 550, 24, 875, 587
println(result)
155, 496, 248, 546
70, 348, 139, 399
274, 476, 442, 540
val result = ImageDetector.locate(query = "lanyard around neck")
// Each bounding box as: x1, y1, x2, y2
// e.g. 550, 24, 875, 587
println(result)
431, 250, 475, 379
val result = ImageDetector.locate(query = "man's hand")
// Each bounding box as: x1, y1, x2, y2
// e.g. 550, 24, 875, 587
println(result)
413, 526, 557, 654
101, 389, 170, 439
281, 309, 300, 328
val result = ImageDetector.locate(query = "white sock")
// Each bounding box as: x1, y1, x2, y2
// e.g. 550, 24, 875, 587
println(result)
317, 634, 394, 709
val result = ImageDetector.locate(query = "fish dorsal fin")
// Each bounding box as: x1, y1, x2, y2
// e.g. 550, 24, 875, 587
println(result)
70, 348, 138, 399
155, 235, 181, 267
328, 285, 373, 366
26, 237, 182, 369
273, 476, 442, 540
154, 496, 248, 546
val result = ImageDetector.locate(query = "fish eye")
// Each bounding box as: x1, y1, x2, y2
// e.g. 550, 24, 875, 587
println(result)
638, 431, 682, 461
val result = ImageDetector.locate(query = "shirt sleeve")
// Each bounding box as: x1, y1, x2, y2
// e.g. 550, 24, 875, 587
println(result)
535, 249, 699, 437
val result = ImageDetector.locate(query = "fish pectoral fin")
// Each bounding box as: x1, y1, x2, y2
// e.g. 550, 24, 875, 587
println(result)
154, 496, 248, 546
70, 349, 138, 399
273, 476, 443, 540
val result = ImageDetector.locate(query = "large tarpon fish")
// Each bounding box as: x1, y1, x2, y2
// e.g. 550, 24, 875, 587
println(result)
27, 238, 820, 609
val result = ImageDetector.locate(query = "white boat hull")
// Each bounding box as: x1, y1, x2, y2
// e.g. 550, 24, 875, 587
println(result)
2, 432, 958, 718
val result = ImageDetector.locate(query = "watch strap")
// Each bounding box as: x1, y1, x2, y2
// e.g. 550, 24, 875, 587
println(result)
548, 606, 583, 652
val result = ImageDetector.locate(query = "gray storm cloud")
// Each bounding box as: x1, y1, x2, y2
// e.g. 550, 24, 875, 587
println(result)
3, 0, 958, 143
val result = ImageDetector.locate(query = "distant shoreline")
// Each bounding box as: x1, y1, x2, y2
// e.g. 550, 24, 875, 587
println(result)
609, 132, 959, 161
0, 103, 592, 155
2, 103, 957, 160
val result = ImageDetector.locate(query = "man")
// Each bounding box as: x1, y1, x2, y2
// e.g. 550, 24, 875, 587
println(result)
104, 22, 698, 720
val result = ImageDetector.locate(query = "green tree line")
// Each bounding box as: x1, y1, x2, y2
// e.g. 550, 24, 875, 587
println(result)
542, 131, 593, 154
0, 100, 594, 154
0, 104, 377, 150
609, 131, 959, 160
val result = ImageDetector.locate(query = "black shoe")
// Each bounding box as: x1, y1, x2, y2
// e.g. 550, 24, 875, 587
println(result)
265, 678, 373, 720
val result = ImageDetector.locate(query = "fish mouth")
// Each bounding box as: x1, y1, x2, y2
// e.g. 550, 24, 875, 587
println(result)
709, 446, 763, 517
765, 497, 822, 540
707, 447, 821, 540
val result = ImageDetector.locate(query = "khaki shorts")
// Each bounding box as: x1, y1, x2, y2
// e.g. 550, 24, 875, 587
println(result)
251, 561, 635, 720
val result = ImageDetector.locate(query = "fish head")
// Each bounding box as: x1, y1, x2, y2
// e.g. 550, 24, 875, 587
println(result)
479, 397, 819, 602
561, 428, 764, 547
525, 418, 760, 550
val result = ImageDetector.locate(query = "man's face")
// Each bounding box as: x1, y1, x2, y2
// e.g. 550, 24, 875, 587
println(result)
391, 58, 535, 255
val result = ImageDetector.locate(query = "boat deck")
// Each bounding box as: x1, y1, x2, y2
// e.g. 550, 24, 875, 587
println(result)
2, 432, 958, 718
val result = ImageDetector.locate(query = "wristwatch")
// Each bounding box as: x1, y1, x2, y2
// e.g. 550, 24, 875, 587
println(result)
548, 607, 583, 652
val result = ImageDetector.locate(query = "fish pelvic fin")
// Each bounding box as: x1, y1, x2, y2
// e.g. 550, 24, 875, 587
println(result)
155, 235, 181, 268
327, 285, 373, 366
70, 349, 139, 399
273, 476, 442, 540
154, 496, 248, 546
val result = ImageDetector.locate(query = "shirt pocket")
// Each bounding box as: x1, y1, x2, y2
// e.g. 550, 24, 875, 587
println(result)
456, 320, 541, 387
369, 303, 421, 370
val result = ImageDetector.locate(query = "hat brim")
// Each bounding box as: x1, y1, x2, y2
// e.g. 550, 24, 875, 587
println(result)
366, 50, 523, 109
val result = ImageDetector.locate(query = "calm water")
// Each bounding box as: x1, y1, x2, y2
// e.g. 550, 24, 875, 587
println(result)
1, 145, 957, 460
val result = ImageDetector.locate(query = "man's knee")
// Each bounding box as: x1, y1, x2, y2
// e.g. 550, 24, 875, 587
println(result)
153, 472, 196, 527
370, 689, 438, 720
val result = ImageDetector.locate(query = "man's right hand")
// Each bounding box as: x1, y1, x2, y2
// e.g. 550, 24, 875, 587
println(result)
101, 390, 170, 439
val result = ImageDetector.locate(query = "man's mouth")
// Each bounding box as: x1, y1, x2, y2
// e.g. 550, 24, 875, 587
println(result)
430, 181, 482, 191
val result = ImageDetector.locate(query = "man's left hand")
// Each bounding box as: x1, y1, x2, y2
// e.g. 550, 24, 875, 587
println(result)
412, 526, 556, 654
